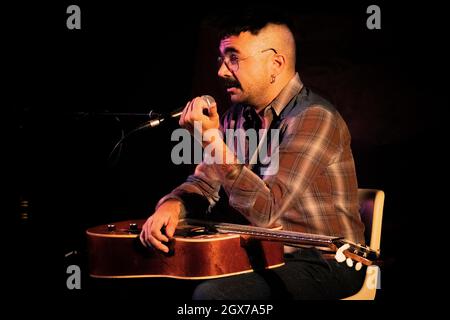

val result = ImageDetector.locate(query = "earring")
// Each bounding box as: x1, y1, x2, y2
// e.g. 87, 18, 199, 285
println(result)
270, 75, 276, 84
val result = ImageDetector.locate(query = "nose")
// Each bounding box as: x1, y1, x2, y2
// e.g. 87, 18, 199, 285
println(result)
217, 60, 232, 79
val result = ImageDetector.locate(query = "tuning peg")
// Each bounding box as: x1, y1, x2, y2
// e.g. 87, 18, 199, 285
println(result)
346, 257, 353, 267
355, 262, 362, 271
335, 243, 350, 263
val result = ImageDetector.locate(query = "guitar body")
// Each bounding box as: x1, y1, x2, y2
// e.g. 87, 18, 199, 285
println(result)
86, 219, 285, 279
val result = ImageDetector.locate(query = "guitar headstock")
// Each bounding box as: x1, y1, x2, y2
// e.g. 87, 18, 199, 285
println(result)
333, 240, 379, 270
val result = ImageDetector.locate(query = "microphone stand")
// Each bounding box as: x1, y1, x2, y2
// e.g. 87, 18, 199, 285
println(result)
104, 110, 172, 167
70, 110, 161, 121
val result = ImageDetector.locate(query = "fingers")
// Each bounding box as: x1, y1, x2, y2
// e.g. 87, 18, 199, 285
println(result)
164, 216, 178, 238
139, 220, 155, 249
208, 103, 218, 119
139, 228, 154, 249
150, 220, 170, 243
180, 97, 210, 124
139, 217, 171, 253
190, 97, 205, 119
179, 97, 220, 136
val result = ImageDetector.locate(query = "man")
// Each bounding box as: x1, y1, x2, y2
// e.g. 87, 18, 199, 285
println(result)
140, 10, 366, 299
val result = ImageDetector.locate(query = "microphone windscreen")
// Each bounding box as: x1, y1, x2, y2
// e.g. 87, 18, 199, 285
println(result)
201, 95, 216, 108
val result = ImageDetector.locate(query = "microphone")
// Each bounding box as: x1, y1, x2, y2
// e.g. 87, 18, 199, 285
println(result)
145, 95, 216, 128
108, 95, 215, 166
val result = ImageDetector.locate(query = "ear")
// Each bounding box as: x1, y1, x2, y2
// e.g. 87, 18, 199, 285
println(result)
271, 53, 286, 76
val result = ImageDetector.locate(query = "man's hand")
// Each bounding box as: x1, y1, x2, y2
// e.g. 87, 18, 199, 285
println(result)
179, 96, 220, 136
139, 200, 183, 253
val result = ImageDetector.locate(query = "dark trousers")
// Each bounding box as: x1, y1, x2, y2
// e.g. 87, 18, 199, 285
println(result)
192, 248, 366, 300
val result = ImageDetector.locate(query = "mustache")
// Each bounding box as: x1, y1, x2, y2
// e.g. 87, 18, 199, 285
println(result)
222, 78, 241, 89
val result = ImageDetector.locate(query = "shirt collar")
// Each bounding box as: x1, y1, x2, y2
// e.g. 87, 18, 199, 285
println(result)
263, 72, 303, 118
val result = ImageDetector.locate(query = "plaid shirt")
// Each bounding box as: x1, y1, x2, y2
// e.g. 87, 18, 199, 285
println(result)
160, 73, 365, 245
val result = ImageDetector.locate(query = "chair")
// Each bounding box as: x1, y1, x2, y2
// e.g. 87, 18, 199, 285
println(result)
342, 188, 385, 300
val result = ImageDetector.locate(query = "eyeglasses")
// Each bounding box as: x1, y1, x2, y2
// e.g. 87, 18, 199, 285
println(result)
217, 48, 278, 72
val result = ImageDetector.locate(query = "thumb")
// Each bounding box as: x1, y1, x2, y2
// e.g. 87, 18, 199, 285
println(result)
208, 103, 218, 118
165, 218, 178, 238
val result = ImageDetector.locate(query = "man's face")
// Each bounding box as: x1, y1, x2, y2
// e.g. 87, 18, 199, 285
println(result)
218, 32, 273, 106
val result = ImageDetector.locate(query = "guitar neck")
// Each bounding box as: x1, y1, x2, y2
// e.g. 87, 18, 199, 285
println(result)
183, 219, 342, 248
183, 219, 379, 264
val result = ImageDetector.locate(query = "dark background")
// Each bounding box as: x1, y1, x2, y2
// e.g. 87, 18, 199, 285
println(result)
6, 0, 447, 310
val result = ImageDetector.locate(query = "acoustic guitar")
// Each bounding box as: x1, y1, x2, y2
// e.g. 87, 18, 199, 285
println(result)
86, 219, 378, 279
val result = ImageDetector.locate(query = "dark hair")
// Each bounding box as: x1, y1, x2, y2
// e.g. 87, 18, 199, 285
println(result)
208, 5, 295, 40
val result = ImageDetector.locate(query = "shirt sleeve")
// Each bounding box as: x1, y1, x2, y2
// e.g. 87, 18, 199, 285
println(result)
156, 109, 235, 216
218, 106, 342, 227
156, 160, 222, 217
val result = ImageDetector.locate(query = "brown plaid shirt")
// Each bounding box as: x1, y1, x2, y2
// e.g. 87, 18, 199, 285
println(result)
160, 73, 365, 244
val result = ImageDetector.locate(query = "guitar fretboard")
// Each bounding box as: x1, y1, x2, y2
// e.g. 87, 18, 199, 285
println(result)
183, 219, 342, 246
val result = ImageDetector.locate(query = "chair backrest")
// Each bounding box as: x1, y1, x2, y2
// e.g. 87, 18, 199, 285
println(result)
357, 189, 385, 253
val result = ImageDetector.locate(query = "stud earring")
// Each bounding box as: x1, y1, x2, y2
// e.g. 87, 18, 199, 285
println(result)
270, 75, 276, 84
